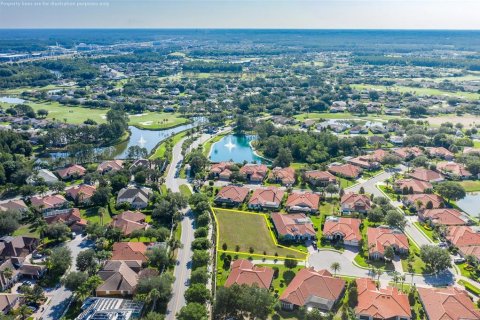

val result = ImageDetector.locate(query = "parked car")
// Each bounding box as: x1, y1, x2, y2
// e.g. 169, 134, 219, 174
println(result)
453, 257, 465, 264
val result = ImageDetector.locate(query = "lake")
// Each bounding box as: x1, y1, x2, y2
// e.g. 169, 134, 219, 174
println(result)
0, 96, 26, 104
456, 192, 480, 218
209, 134, 269, 163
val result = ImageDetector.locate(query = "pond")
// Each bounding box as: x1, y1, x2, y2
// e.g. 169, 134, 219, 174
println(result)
0, 96, 26, 104
209, 134, 269, 163
44, 119, 201, 161
456, 192, 480, 218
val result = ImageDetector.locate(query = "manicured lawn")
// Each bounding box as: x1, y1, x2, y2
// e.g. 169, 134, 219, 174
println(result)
13, 224, 40, 237
401, 241, 427, 274
127, 112, 189, 129
378, 185, 398, 201
202, 132, 228, 156
413, 222, 436, 242
338, 177, 357, 189
150, 130, 188, 159
354, 253, 395, 271
80, 206, 112, 225
459, 180, 480, 192
260, 264, 304, 296
351, 84, 480, 100
179, 184, 192, 198
459, 279, 480, 296
214, 208, 307, 259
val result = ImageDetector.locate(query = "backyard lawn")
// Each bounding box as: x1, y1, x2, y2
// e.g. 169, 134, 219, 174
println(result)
13, 224, 40, 237
459, 180, 480, 192
80, 206, 112, 225
214, 208, 307, 259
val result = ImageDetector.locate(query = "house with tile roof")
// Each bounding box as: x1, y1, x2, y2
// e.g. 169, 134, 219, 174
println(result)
427, 147, 454, 160
0, 293, 20, 315
56, 164, 87, 180
393, 179, 433, 194
240, 164, 268, 183
97, 260, 139, 297
110, 211, 148, 236
323, 217, 362, 246
0, 236, 38, 260
304, 170, 337, 187
348, 156, 381, 171
30, 194, 68, 213
355, 278, 411, 320
97, 160, 124, 174
393, 147, 423, 160
437, 161, 472, 180
44, 208, 88, 233
417, 286, 480, 320
328, 164, 362, 179
459, 245, 480, 263
66, 184, 96, 205
27, 169, 59, 185
367, 227, 409, 260
215, 185, 250, 206
280, 268, 345, 312
446, 226, 480, 248
116, 187, 152, 209
0, 199, 28, 213
268, 167, 296, 186
341, 193, 371, 214
419, 208, 469, 227
369, 149, 389, 162
408, 167, 444, 183
209, 162, 235, 180
248, 187, 285, 210
285, 192, 320, 213
271, 213, 315, 241
225, 259, 274, 289
0, 259, 20, 291
403, 194, 444, 211
111, 242, 148, 263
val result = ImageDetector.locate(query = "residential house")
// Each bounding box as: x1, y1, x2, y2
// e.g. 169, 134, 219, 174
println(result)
111, 242, 148, 264
437, 162, 472, 180
329, 164, 362, 179
97, 160, 124, 174
408, 168, 444, 183
419, 208, 469, 227
271, 213, 315, 241
0, 236, 38, 261
369, 149, 389, 162
285, 192, 320, 213
268, 167, 295, 186
427, 147, 455, 160
210, 162, 235, 180
240, 164, 268, 183
0, 259, 19, 290
27, 169, 59, 185
18, 264, 46, 279
44, 208, 88, 233
0, 294, 20, 315
30, 194, 68, 213
394, 179, 433, 194
56, 164, 87, 180
417, 286, 480, 320
214, 185, 250, 206
75, 297, 143, 320
66, 184, 96, 205
304, 170, 337, 187
348, 156, 381, 171
368, 136, 386, 146
355, 278, 411, 320
446, 226, 480, 249
393, 147, 423, 160
403, 194, 444, 210
248, 187, 285, 210
323, 217, 362, 246
116, 187, 152, 209
97, 260, 139, 297
341, 193, 371, 214
367, 227, 409, 260
110, 211, 148, 236
280, 268, 345, 312
130, 159, 150, 171
0, 199, 28, 213
390, 136, 404, 145
225, 259, 274, 289
458, 245, 480, 263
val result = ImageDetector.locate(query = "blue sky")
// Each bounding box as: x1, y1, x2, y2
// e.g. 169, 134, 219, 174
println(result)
0, 0, 479, 29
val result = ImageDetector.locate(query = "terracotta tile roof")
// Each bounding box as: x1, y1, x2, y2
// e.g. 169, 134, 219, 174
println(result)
44, 208, 84, 225
280, 268, 345, 310
240, 164, 268, 181
367, 227, 409, 255
408, 167, 444, 182
459, 246, 480, 261
97, 160, 124, 173
30, 194, 67, 210
65, 184, 96, 202
110, 212, 148, 236
395, 178, 433, 194
437, 161, 472, 178
369, 149, 389, 162
428, 147, 454, 159
447, 226, 480, 248
111, 242, 148, 263
271, 213, 315, 238
341, 193, 371, 211
323, 217, 362, 242
393, 147, 423, 159
404, 193, 444, 209
422, 208, 468, 226
216, 185, 249, 203
116, 211, 146, 223
304, 170, 336, 183
328, 164, 362, 179
224, 259, 274, 289
285, 192, 320, 211
348, 156, 380, 169
248, 187, 285, 207
0, 199, 28, 212
356, 278, 411, 319
417, 286, 480, 320
0, 293, 20, 312
56, 164, 86, 179
210, 162, 235, 179
268, 167, 295, 185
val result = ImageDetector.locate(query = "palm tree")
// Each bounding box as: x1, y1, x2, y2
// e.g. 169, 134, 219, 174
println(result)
392, 271, 400, 287
400, 274, 406, 291
376, 268, 384, 282
1, 267, 13, 282
147, 288, 161, 312
15, 305, 33, 320
330, 262, 341, 277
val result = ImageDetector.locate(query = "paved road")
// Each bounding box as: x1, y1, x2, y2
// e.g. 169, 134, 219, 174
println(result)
165, 133, 211, 320
39, 234, 93, 320
345, 166, 405, 196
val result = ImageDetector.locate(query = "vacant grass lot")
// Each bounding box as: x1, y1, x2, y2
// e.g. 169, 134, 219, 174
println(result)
214, 208, 307, 259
